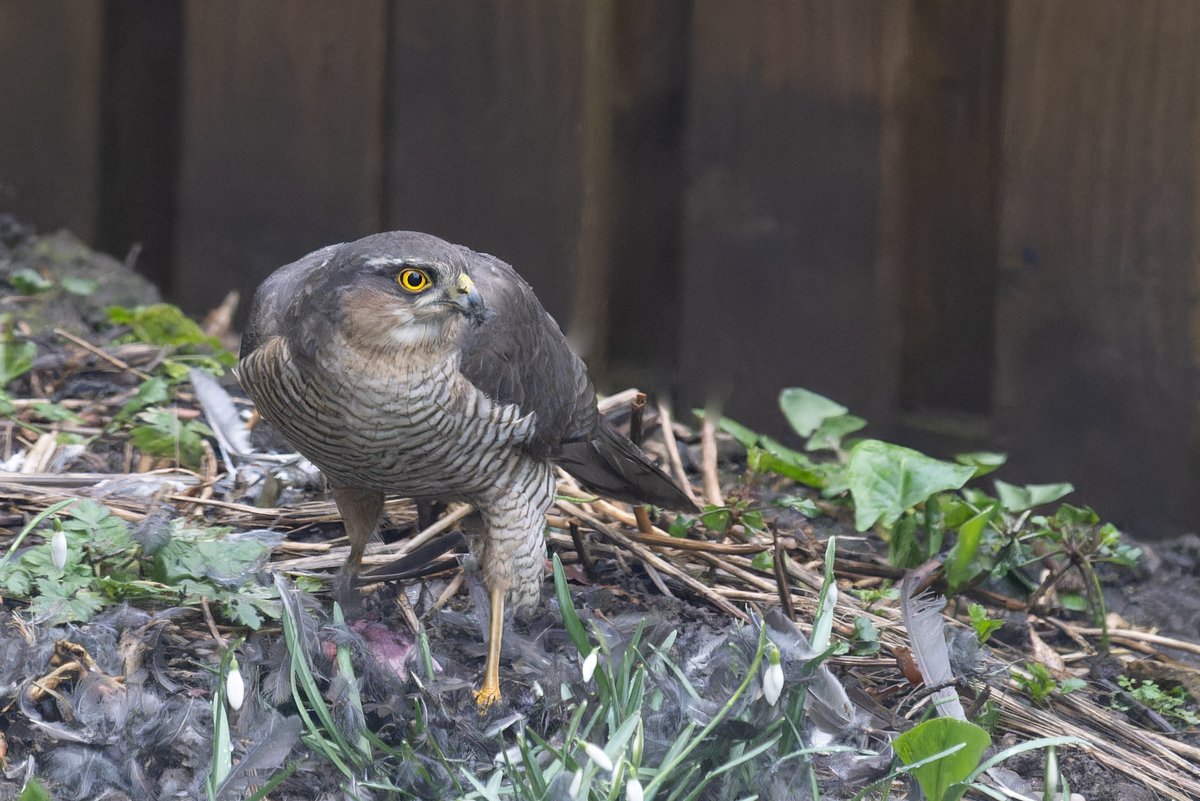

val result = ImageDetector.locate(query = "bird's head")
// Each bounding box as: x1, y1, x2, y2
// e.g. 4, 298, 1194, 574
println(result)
326, 233, 488, 353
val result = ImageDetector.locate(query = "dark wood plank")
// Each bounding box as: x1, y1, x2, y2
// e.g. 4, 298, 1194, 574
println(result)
601, 2, 691, 392
997, 0, 1200, 533
173, 0, 387, 316
678, 0, 890, 434
882, 0, 1003, 421
0, 1, 103, 240
96, 0, 185, 292
384, 0, 587, 329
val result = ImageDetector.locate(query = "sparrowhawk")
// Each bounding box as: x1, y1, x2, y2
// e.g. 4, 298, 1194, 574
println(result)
237, 231, 696, 708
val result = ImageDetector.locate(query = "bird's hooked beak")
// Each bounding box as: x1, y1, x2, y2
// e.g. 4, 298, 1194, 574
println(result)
454, 274, 487, 324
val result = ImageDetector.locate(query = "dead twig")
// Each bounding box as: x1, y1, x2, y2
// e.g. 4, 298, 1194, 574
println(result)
700, 412, 722, 508
53, 328, 152, 381
656, 401, 699, 507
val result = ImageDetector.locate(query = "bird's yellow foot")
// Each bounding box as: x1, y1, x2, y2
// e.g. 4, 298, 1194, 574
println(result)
474, 681, 502, 712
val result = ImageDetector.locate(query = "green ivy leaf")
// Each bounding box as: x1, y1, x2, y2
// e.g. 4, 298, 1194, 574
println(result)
893, 718, 991, 801
60, 275, 99, 296
775, 495, 820, 518
846, 440, 976, 531
0, 339, 37, 386
994, 480, 1074, 513
946, 505, 995, 591
805, 413, 867, 452
779, 388, 848, 438
9, 268, 53, 294
954, 451, 1007, 478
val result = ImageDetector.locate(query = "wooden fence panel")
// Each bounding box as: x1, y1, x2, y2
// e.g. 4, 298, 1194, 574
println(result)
385, 0, 590, 330
0, 1, 103, 241
679, 0, 891, 434
882, 0, 1003, 423
997, 0, 1200, 532
173, 0, 387, 316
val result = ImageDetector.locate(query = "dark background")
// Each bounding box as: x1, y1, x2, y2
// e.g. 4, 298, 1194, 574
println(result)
2, 1, 1198, 537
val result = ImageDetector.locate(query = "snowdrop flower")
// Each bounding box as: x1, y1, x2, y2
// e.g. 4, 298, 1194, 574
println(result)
581, 648, 598, 683
50, 530, 68, 571
568, 768, 584, 799
226, 657, 245, 711
581, 740, 614, 774
762, 643, 784, 707
625, 777, 644, 801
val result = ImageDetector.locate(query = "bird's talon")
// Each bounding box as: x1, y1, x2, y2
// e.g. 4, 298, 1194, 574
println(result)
474, 683, 502, 712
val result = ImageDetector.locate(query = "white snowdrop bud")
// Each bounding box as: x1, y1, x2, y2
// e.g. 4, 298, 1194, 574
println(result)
50, 530, 67, 571
581, 648, 598, 683
226, 657, 245, 711
568, 768, 584, 799
625, 777, 644, 801
582, 740, 614, 774
763, 643, 784, 707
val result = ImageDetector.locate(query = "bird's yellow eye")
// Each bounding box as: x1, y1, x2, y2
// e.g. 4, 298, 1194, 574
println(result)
397, 268, 431, 293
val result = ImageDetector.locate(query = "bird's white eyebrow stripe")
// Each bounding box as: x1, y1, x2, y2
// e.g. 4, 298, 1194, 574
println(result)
364, 256, 406, 268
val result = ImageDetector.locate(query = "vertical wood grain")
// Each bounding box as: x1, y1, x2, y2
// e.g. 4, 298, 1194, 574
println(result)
997, 0, 1200, 532
679, 0, 890, 434
174, 0, 387, 316
384, 1, 587, 328
0, 1, 103, 241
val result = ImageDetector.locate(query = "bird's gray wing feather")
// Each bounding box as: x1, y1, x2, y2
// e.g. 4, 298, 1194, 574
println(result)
456, 251, 598, 458
240, 244, 343, 363
457, 249, 696, 512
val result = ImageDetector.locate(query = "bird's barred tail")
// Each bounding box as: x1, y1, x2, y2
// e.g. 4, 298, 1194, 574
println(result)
558, 425, 700, 513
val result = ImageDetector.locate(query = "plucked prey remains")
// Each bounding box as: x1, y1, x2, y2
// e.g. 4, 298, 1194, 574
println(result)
238, 231, 696, 707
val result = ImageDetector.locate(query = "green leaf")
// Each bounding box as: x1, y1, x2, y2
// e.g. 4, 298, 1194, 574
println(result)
0, 339, 37, 386
668, 515, 693, 537
552, 554, 591, 656
967, 603, 1004, 644
994, 480, 1074, 513
31, 401, 81, 423
715, 415, 759, 449
108, 302, 214, 347
153, 537, 270, 584
761, 435, 834, 487
845, 440, 976, 531
130, 408, 213, 467
946, 505, 995, 591
17, 776, 53, 801
852, 615, 880, 655
750, 551, 774, 571
116, 376, 170, 422
9, 268, 53, 294
954, 451, 1007, 478
893, 718, 991, 801
805, 413, 867, 452
699, 506, 733, 534
60, 275, 99, 296
775, 495, 822, 517
779, 388, 848, 438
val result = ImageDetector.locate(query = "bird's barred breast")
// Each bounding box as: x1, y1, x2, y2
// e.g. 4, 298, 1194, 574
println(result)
241, 336, 537, 499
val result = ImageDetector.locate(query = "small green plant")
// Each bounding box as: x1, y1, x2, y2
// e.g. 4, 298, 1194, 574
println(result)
129, 408, 214, 467
704, 387, 1138, 626
1013, 662, 1086, 705
894, 717, 991, 801
967, 603, 1004, 644
1115, 676, 1200, 728
669, 497, 766, 538
0, 500, 279, 627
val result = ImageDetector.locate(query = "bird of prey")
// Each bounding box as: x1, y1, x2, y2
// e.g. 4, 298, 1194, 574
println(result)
238, 231, 696, 708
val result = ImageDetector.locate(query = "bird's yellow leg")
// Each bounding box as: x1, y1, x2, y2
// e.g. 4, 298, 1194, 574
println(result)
474, 585, 505, 711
